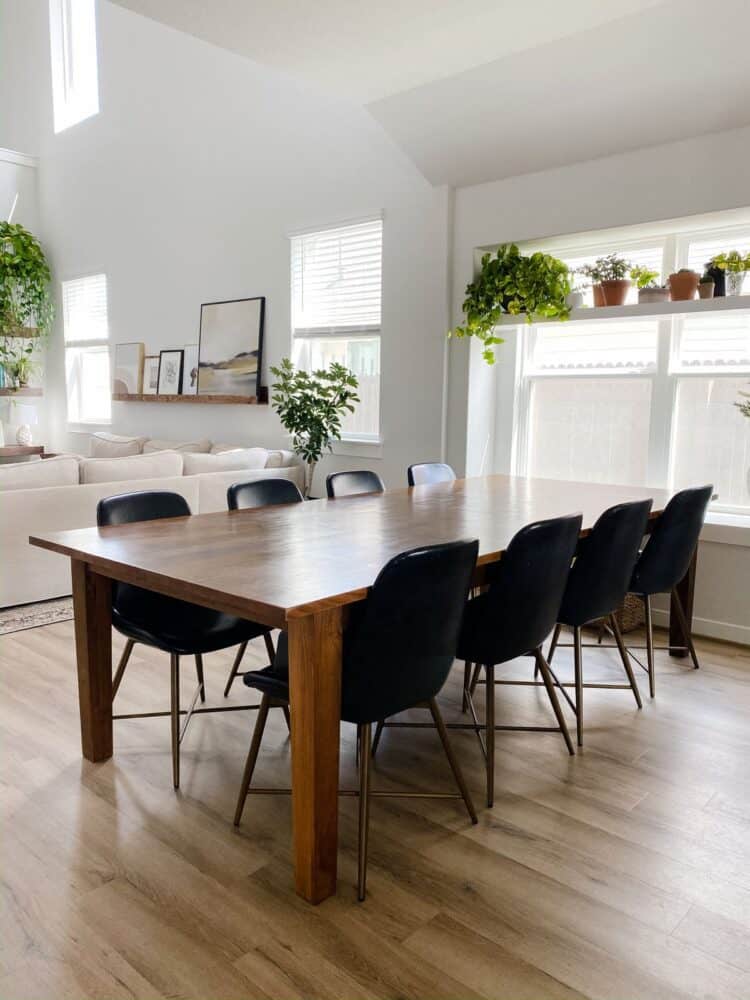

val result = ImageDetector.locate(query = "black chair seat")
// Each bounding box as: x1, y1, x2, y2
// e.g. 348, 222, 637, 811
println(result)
113, 585, 268, 655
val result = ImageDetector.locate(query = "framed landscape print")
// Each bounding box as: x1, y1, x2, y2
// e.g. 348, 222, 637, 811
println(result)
157, 349, 184, 395
112, 342, 144, 394
142, 355, 160, 395
197, 296, 265, 398
182, 344, 199, 395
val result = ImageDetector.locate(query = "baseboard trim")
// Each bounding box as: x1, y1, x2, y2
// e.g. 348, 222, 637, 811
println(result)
651, 608, 750, 647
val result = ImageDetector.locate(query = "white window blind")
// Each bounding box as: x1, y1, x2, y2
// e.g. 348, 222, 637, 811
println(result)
62, 274, 111, 424
49, 0, 99, 133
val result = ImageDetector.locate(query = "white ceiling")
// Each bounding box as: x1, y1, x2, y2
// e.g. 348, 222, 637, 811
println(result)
111, 0, 750, 187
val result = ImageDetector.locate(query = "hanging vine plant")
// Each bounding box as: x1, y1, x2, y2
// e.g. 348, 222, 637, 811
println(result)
0, 222, 54, 337
450, 243, 571, 364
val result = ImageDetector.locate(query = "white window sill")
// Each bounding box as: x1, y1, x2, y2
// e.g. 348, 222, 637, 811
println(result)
702, 511, 750, 548
331, 437, 383, 459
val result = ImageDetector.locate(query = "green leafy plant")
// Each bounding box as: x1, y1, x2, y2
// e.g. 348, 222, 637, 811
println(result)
579, 254, 632, 283
712, 251, 750, 273
270, 357, 360, 496
450, 243, 571, 364
630, 265, 660, 289
0, 222, 53, 335
736, 384, 750, 419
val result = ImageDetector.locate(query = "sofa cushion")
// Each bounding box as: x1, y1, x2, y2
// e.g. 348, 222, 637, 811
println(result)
143, 437, 212, 454
209, 442, 241, 454
89, 432, 147, 458
265, 449, 297, 468
79, 450, 184, 484
0, 454, 80, 492
183, 448, 268, 476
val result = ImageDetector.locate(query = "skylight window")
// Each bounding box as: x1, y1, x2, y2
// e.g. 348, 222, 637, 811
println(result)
49, 0, 100, 133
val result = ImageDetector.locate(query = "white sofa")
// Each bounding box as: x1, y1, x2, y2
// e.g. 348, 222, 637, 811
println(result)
0, 434, 303, 607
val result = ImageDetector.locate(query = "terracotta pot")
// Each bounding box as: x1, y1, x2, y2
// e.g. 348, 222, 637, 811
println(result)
698, 281, 715, 300
600, 278, 631, 306
638, 287, 670, 304
592, 283, 605, 307
668, 271, 700, 301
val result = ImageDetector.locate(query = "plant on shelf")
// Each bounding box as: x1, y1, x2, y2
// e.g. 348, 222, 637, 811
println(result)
712, 251, 750, 296
450, 243, 571, 364
270, 357, 360, 497
668, 268, 700, 302
0, 221, 52, 391
736, 384, 750, 420
578, 254, 632, 306
629, 265, 670, 304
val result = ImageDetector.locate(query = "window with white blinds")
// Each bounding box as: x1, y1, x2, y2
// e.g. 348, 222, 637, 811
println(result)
49, 0, 100, 133
62, 274, 111, 424
510, 212, 750, 514
291, 218, 383, 440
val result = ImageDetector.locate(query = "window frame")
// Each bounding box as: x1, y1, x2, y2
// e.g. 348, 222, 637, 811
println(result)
62, 272, 111, 427
49, 0, 100, 134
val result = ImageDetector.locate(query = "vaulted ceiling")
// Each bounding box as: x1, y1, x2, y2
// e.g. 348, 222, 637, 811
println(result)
112, 0, 750, 187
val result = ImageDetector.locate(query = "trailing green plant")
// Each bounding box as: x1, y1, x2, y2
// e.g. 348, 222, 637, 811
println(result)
736, 384, 750, 420
712, 251, 750, 273
0, 222, 53, 336
270, 357, 360, 496
579, 254, 632, 283
630, 265, 660, 289
450, 243, 571, 364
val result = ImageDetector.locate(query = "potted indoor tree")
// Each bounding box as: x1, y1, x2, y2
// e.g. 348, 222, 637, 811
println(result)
450, 243, 571, 364
0, 221, 53, 390
631, 265, 670, 304
713, 251, 750, 296
579, 254, 632, 306
270, 357, 360, 497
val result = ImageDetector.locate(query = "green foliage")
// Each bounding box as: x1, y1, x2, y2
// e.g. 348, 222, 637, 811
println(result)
579, 254, 632, 283
630, 265, 660, 289
712, 251, 750, 273
450, 243, 571, 364
736, 385, 750, 420
0, 222, 53, 336
270, 358, 360, 467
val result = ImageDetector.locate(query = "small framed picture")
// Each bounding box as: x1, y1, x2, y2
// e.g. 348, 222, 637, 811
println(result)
182, 344, 199, 395
157, 349, 184, 395
142, 355, 160, 395
113, 342, 144, 394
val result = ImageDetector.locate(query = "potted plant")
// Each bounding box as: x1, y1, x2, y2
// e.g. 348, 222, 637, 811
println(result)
712, 251, 750, 296
630, 265, 669, 304
270, 357, 360, 497
450, 243, 571, 364
579, 254, 632, 306
698, 267, 715, 299
703, 258, 725, 297
0, 221, 53, 393
668, 268, 700, 301
565, 270, 587, 310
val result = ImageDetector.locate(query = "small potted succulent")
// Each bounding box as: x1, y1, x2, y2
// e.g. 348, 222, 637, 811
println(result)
631, 266, 669, 305
712, 251, 750, 296
579, 254, 632, 306
668, 268, 700, 301
698, 267, 715, 299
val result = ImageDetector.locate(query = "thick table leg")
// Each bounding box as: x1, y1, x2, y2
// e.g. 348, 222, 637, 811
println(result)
669, 548, 697, 658
287, 607, 343, 904
71, 560, 113, 761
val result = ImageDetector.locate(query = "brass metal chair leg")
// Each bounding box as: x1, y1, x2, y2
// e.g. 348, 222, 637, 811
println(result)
547, 623, 562, 666
223, 641, 248, 698
263, 631, 276, 665
428, 698, 477, 823
194, 653, 206, 703
357, 722, 372, 901
112, 638, 135, 699
643, 596, 655, 698
485, 664, 495, 807
534, 648, 575, 756
573, 627, 583, 747
671, 588, 701, 670
170, 653, 180, 789
462, 661, 472, 711
234, 693, 272, 826
610, 614, 642, 709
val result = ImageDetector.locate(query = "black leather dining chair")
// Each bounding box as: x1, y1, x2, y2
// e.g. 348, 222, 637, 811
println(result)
628, 485, 712, 695
98, 490, 272, 788
407, 462, 456, 486
326, 470, 385, 498
222, 477, 305, 696
233, 538, 479, 901
545, 499, 653, 746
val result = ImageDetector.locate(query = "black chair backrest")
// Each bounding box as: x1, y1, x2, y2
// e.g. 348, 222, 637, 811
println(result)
468, 514, 583, 664
629, 485, 713, 596
326, 470, 385, 499
97, 490, 191, 527
407, 462, 456, 487
558, 498, 653, 627
340, 539, 479, 724
227, 477, 304, 511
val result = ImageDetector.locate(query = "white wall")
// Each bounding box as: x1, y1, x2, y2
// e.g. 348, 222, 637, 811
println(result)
448, 126, 750, 644
0, 0, 449, 493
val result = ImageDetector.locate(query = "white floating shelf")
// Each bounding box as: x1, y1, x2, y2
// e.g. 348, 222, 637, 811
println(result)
497, 294, 750, 325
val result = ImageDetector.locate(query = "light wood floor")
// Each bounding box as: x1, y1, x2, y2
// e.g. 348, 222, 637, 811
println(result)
1, 620, 749, 1000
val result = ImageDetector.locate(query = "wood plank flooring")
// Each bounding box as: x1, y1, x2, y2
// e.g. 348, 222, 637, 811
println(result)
1, 620, 749, 1000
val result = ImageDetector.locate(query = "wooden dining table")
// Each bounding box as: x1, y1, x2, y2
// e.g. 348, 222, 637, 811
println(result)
29, 474, 693, 904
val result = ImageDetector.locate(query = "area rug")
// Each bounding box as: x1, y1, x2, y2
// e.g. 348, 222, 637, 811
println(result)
0, 597, 74, 635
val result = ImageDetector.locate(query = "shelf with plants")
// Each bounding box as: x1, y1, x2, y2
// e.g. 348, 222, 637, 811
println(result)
495, 294, 750, 326
0, 221, 53, 390
0, 386, 43, 397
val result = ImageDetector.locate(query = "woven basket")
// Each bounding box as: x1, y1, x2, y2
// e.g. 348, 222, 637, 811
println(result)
613, 593, 645, 633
